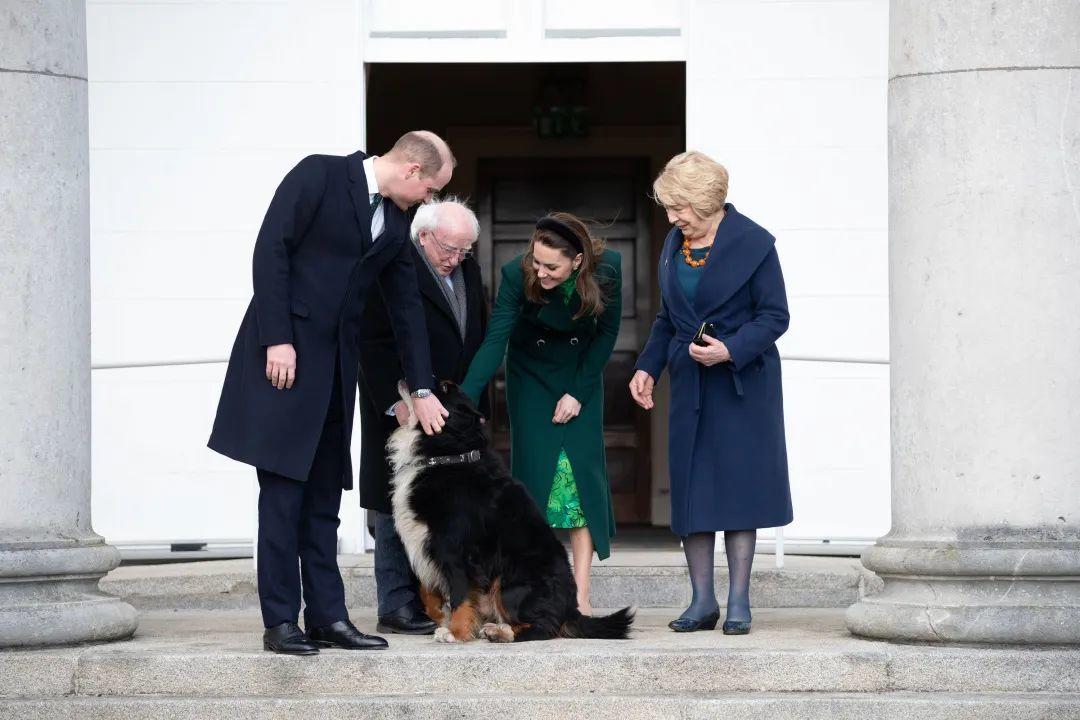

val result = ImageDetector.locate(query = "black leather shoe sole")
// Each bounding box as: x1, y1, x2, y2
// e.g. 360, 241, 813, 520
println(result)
377, 620, 437, 635
307, 637, 388, 650
263, 640, 319, 655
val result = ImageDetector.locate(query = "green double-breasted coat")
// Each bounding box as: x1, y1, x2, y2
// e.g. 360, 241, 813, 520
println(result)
461, 250, 622, 560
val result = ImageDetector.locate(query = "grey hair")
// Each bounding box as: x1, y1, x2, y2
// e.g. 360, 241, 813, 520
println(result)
410, 196, 480, 243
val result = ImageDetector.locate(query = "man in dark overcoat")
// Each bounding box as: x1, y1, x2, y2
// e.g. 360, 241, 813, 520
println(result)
356, 198, 488, 634
208, 131, 454, 655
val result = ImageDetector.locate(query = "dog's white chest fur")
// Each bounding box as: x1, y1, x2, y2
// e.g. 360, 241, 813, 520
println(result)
387, 425, 447, 596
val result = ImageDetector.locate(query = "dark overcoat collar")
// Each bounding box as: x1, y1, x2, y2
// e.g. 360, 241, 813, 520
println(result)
662, 204, 776, 320
411, 242, 461, 338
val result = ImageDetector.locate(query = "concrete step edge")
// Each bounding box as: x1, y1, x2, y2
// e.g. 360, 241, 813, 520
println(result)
3, 691, 1078, 720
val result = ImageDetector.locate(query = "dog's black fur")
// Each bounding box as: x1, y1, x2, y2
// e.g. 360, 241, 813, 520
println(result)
389, 381, 634, 642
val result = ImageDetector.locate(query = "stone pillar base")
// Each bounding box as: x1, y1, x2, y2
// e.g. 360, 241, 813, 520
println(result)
0, 541, 138, 648
846, 541, 1080, 644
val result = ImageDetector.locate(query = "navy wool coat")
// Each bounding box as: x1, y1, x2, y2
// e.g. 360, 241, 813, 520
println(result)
208, 151, 434, 488
635, 204, 792, 535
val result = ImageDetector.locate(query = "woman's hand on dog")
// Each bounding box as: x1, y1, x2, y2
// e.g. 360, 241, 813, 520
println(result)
552, 394, 582, 424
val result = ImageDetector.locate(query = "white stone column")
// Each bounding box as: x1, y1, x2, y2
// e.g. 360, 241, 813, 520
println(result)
846, 0, 1080, 644
0, 1, 137, 647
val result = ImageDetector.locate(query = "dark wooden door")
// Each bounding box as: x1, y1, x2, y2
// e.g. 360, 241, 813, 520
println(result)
476, 158, 652, 524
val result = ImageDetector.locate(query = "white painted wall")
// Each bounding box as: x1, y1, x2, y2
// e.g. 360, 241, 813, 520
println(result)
88, 0, 889, 556
88, 0, 369, 554
686, 0, 891, 544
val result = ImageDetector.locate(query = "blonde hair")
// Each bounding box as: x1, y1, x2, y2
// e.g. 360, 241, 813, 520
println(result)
652, 151, 729, 218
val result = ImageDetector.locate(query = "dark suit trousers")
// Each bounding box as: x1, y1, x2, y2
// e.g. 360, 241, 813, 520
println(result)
256, 364, 348, 630
373, 510, 420, 616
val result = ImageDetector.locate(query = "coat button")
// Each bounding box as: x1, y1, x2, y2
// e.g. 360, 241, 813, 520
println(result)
570, 337, 579, 346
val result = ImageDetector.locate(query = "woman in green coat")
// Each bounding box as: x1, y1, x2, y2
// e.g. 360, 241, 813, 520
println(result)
461, 212, 622, 615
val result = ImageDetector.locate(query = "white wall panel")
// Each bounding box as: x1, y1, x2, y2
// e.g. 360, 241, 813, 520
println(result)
780, 360, 890, 539
91, 363, 254, 543
702, 148, 886, 234
367, 0, 508, 36
362, 0, 685, 63
89, 149, 308, 235
544, 0, 683, 34
688, 0, 889, 363
88, 0, 369, 552
89, 82, 362, 151
92, 298, 251, 368
688, 0, 891, 541
698, 77, 885, 150
87, 1, 362, 82
691, 0, 888, 80
92, 363, 370, 551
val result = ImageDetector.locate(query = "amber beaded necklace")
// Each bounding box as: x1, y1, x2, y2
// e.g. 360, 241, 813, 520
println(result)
679, 212, 725, 268
680, 238, 711, 268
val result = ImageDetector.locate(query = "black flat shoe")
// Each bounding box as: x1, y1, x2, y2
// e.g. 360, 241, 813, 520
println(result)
668, 610, 720, 632
722, 620, 751, 635
263, 621, 320, 655
377, 604, 437, 635
307, 620, 388, 650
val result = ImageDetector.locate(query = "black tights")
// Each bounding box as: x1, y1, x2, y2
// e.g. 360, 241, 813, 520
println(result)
679, 530, 757, 623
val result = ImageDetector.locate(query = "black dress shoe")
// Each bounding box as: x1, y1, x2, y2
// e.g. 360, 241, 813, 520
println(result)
377, 604, 437, 635
668, 610, 721, 633
263, 621, 320, 655
722, 619, 751, 635
306, 620, 388, 650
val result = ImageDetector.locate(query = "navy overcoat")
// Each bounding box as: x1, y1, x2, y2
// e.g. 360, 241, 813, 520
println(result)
208, 151, 434, 488
635, 204, 792, 535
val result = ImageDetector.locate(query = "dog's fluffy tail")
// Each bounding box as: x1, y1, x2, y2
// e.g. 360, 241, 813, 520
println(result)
560, 606, 635, 640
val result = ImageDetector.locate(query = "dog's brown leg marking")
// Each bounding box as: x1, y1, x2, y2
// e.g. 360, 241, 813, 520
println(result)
419, 585, 446, 624
448, 599, 481, 642
491, 578, 511, 623
510, 622, 532, 640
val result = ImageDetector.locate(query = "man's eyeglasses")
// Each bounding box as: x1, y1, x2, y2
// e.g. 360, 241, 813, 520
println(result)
426, 229, 474, 259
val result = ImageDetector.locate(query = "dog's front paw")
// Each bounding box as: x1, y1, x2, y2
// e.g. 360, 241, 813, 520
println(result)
434, 627, 458, 644
481, 622, 514, 643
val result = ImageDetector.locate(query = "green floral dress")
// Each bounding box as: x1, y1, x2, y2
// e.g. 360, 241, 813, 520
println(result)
546, 449, 587, 528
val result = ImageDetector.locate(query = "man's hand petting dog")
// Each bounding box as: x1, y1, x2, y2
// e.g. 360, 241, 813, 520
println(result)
552, 394, 581, 424
412, 395, 449, 435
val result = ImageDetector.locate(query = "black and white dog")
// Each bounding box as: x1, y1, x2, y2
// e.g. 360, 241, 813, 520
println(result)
388, 380, 634, 643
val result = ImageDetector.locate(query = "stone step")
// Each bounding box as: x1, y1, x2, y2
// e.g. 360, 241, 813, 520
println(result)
102, 552, 880, 611
5, 692, 1079, 720
2, 610, 1076, 703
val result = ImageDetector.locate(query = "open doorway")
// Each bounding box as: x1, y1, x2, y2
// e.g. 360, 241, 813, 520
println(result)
367, 62, 685, 526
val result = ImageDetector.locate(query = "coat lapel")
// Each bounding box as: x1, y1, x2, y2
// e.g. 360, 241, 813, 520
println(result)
345, 151, 375, 251
362, 198, 407, 265
659, 227, 696, 322
412, 245, 461, 338
693, 204, 776, 316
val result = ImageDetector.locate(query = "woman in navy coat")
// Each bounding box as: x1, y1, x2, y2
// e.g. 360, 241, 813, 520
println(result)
630, 151, 792, 635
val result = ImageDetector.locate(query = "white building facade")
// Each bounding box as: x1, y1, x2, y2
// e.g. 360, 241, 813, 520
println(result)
87, 0, 889, 557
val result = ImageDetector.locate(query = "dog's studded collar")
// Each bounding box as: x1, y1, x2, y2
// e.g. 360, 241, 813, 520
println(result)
425, 449, 482, 467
